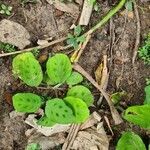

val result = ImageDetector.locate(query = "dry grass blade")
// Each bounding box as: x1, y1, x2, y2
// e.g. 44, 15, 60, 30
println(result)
73, 63, 123, 125
62, 124, 81, 150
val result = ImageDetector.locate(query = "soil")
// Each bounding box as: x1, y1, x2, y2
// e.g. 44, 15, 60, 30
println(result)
0, 0, 150, 149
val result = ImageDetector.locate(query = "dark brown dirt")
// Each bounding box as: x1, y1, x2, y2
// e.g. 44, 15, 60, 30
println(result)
0, 0, 150, 149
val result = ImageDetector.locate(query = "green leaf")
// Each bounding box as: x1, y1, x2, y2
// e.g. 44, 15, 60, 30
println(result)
116, 131, 146, 150
1, 4, 7, 10
74, 25, 82, 37
123, 105, 150, 129
37, 116, 56, 127
43, 73, 56, 86
13, 93, 42, 113
77, 35, 86, 43
67, 85, 94, 106
45, 98, 75, 124
13, 52, 43, 87
8, 6, 12, 11
66, 71, 83, 86
125, 0, 133, 11
111, 91, 126, 105
5, 10, 11, 15
0, 10, 5, 14
144, 85, 150, 104
26, 143, 41, 150
88, 0, 96, 5
46, 54, 72, 85
67, 33, 74, 39
64, 96, 89, 123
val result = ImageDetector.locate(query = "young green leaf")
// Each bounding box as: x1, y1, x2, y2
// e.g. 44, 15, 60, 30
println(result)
26, 143, 41, 150
66, 71, 83, 86
13, 93, 42, 113
37, 116, 56, 127
64, 96, 89, 123
12, 52, 43, 87
46, 54, 72, 85
125, 0, 133, 11
1, 4, 7, 10
74, 25, 82, 37
45, 98, 75, 124
67, 85, 94, 106
116, 131, 146, 150
111, 91, 126, 105
123, 105, 150, 129
144, 85, 150, 104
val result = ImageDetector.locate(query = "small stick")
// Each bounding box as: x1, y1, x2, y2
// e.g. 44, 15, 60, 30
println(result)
73, 63, 123, 125
62, 124, 81, 150
0, 37, 67, 58
132, 0, 141, 64
79, 0, 93, 25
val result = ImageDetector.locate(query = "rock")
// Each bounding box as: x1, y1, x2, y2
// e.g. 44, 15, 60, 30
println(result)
0, 19, 30, 49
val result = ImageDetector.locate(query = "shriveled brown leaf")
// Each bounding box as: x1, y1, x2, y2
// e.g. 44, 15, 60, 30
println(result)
25, 115, 71, 136
80, 112, 101, 130
72, 122, 109, 150
120, 10, 134, 19
95, 55, 108, 87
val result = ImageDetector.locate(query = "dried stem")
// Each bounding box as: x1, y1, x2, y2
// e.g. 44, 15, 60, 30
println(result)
73, 63, 123, 125
0, 37, 67, 58
132, 0, 141, 64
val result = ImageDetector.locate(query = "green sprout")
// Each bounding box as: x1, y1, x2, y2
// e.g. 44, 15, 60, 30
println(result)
0, 4, 12, 16
0, 42, 16, 53
138, 33, 150, 64
67, 25, 86, 49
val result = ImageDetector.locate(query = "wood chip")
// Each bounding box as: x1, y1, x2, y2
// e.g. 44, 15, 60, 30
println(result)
79, 0, 93, 25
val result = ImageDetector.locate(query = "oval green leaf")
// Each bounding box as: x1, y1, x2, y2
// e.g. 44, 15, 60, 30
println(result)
144, 85, 150, 104
67, 85, 94, 106
45, 98, 75, 124
13, 52, 43, 87
66, 71, 83, 86
64, 96, 89, 123
13, 93, 42, 113
123, 105, 150, 129
46, 54, 72, 85
116, 131, 146, 150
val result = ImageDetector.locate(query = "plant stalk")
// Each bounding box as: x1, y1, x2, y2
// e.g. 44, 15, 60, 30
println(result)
86, 0, 126, 35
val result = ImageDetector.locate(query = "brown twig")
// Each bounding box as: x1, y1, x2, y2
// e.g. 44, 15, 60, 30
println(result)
62, 124, 81, 150
73, 63, 123, 125
132, 0, 141, 64
0, 37, 67, 58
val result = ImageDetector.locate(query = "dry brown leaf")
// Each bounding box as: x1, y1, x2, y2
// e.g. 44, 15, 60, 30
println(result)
72, 122, 109, 150
28, 132, 66, 150
120, 10, 134, 19
95, 62, 103, 85
25, 115, 71, 136
80, 112, 101, 130
95, 55, 108, 87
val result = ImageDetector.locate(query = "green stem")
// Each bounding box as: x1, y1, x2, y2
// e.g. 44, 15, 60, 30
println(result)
86, 0, 126, 35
